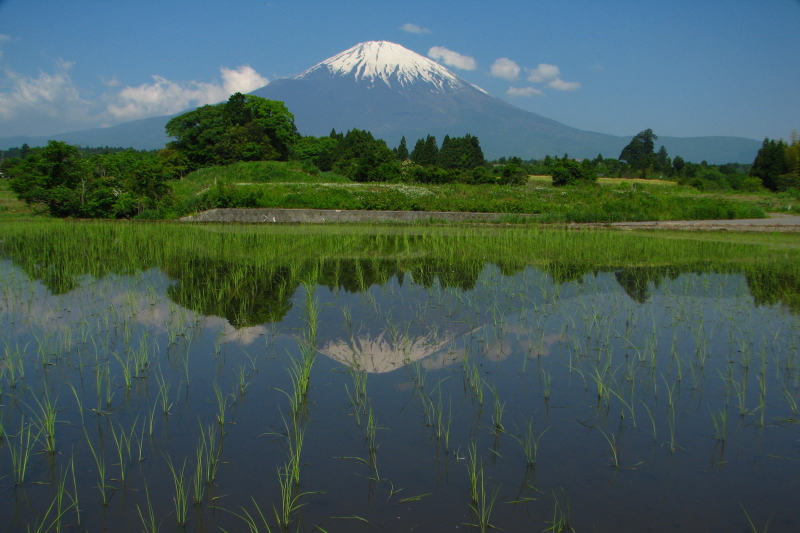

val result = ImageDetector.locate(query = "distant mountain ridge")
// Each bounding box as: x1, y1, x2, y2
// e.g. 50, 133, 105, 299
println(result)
0, 41, 762, 163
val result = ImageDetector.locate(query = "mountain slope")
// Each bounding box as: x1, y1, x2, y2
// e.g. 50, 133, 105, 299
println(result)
0, 41, 761, 163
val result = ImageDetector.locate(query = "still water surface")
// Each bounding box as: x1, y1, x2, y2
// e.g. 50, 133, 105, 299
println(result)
0, 225, 798, 533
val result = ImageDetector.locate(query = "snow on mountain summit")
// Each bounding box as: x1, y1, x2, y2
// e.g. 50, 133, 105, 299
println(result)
296, 41, 486, 93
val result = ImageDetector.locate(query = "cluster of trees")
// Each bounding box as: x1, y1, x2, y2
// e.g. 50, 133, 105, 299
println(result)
4, 90, 799, 219
751, 133, 800, 191
291, 129, 498, 184
4, 142, 180, 218
165, 93, 297, 169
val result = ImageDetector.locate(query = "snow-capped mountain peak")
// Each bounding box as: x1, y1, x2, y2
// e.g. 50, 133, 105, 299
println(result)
295, 41, 484, 93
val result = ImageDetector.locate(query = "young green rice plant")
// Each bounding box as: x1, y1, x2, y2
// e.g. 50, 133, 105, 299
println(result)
465, 464, 499, 533
489, 384, 505, 435
165, 455, 190, 526
9, 417, 35, 485
155, 370, 173, 416
275, 462, 312, 532
222, 497, 276, 533
30, 390, 58, 455
136, 482, 160, 533
113, 351, 133, 393
597, 427, 620, 468
192, 435, 206, 505
511, 420, 548, 469
200, 423, 222, 484
83, 428, 110, 505
710, 406, 728, 442
109, 417, 137, 484
741, 504, 770, 533
235, 365, 250, 399
466, 443, 479, 504
543, 490, 576, 533
212, 380, 227, 428
25, 492, 75, 533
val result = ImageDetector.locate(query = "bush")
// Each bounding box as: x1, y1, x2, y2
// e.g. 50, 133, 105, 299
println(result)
551, 159, 596, 187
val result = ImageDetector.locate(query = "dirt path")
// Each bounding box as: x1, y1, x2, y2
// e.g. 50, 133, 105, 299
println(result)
596, 213, 800, 232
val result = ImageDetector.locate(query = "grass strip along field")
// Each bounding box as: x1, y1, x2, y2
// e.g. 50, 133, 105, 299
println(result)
3, 220, 799, 319
164, 161, 767, 223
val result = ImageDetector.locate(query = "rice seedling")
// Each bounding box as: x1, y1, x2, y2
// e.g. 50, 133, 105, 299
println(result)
543, 490, 576, 533
465, 465, 499, 533
710, 406, 728, 441
109, 418, 137, 483
200, 423, 222, 484
489, 384, 505, 435
741, 504, 770, 533
83, 428, 110, 505
598, 427, 620, 468
165, 455, 190, 526
30, 390, 58, 455
9, 418, 35, 485
212, 380, 227, 427
136, 482, 160, 533
511, 420, 548, 469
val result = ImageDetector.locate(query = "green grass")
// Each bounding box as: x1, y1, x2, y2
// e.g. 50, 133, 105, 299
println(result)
167, 175, 766, 223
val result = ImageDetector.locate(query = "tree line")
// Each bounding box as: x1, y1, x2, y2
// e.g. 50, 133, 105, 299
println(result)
2, 92, 797, 218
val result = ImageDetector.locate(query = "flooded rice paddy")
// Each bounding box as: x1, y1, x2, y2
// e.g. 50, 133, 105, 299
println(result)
1, 221, 800, 532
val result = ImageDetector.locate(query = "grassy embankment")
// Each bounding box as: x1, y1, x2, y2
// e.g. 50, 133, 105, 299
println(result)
0, 178, 35, 219
164, 160, 776, 223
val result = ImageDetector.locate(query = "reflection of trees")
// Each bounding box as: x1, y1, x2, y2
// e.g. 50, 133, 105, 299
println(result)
746, 269, 800, 313
165, 259, 296, 328
4, 225, 800, 321
614, 267, 681, 304
162, 256, 488, 328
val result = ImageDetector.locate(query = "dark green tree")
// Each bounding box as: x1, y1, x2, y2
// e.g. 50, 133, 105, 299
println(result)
672, 155, 685, 176
435, 134, 485, 170
750, 138, 789, 191
656, 146, 670, 173
165, 93, 297, 169
395, 136, 409, 160
410, 135, 439, 166
619, 129, 658, 175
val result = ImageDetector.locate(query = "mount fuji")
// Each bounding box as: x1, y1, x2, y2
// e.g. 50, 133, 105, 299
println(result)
0, 41, 761, 163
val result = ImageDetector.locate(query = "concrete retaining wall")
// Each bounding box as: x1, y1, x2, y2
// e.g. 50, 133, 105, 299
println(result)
181, 208, 535, 224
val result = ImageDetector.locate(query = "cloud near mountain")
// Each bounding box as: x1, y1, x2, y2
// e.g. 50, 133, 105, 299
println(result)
0, 60, 269, 136
427, 46, 477, 70
108, 66, 268, 120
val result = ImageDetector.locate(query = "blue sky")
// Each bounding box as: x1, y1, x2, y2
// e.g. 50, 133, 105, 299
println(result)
0, 0, 798, 142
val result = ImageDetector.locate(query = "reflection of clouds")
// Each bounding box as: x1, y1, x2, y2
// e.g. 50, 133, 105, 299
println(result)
319, 331, 452, 373
0, 266, 263, 347
207, 317, 268, 345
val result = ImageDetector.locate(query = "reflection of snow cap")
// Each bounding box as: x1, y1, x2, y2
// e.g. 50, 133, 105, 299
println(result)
319, 331, 452, 373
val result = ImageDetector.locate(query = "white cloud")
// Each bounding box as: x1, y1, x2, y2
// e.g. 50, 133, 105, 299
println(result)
400, 23, 431, 34
490, 58, 520, 81
0, 34, 10, 42
100, 75, 121, 88
427, 46, 477, 70
527, 63, 560, 83
0, 60, 97, 133
107, 65, 268, 120
547, 78, 581, 91
525, 63, 580, 91
0, 61, 270, 136
506, 86, 544, 97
